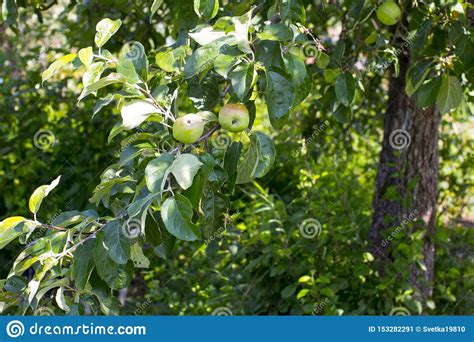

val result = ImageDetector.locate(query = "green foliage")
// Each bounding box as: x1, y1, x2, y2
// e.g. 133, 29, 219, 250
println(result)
0, 0, 472, 316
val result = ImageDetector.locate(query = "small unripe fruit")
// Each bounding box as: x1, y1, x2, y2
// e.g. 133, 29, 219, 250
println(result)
376, 1, 401, 26
172, 114, 204, 144
218, 103, 249, 133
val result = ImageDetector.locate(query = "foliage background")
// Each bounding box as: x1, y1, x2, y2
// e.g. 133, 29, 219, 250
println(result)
0, 0, 472, 315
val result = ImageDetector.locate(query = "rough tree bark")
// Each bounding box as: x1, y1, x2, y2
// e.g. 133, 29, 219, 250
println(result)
368, 41, 440, 298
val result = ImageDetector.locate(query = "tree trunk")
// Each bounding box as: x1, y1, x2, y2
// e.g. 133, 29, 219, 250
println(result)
369, 48, 440, 298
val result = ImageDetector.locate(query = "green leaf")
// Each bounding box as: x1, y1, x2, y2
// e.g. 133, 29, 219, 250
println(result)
78, 47, 94, 67
436, 75, 463, 114
131, 244, 150, 268
414, 76, 442, 108
257, 24, 293, 41
170, 154, 203, 190
82, 62, 105, 88
121, 99, 160, 129
120, 41, 148, 81
184, 43, 220, 79
0, 217, 27, 250
94, 232, 134, 289
161, 194, 200, 241
232, 9, 253, 54
236, 132, 275, 184
95, 18, 122, 48
145, 153, 174, 193
79, 73, 126, 102
117, 57, 140, 84
230, 62, 257, 101
28, 175, 61, 215
189, 26, 226, 46
201, 191, 229, 239
51, 210, 98, 227
155, 46, 187, 73
253, 132, 276, 178
282, 49, 307, 85
56, 287, 70, 312
42, 54, 77, 83
193, 0, 219, 19
224, 142, 242, 192
103, 221, 130, 265
265, 68, 294, 128
72, 239, 95, 291
280, 0, 306, 23
335, 72, 355, 106
150, 0, 164, 21
405, 59, 433, 96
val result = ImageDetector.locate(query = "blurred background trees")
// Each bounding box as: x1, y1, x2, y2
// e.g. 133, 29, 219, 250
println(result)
0, 0, 472, 315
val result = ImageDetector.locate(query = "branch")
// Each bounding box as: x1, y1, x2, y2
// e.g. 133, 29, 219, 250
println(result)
185, 125, 221, 152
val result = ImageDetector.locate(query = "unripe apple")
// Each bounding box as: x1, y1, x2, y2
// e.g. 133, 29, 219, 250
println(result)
376, 1, 401, 26
218, 103, 249, 133
172, 114, 205, 144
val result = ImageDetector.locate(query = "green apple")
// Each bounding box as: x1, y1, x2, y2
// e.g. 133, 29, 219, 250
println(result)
218, 103, 249, 133
376, 1, 401, 26
172, 114, 205, 144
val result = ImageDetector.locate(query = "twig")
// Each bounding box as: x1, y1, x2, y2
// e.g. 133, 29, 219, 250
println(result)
184, 125, 221, 152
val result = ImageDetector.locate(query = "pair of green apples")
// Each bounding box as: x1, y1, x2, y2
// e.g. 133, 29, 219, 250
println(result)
173, 103, 249, 144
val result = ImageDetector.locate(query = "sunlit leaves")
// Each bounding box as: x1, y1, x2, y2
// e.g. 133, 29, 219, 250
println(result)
28, 176, 61, 215
41, 54, 77, 83
161, 194, 200, 241
257, 24, 293, 41
170, 154, 203, 190
78, 47, 93, 67
78, 73, 126, 102
194, 0, 219, 20
121, 100, 160, 129
95, 18, 122, 48
145, 153, 174, 193
0, 217, 27, 249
